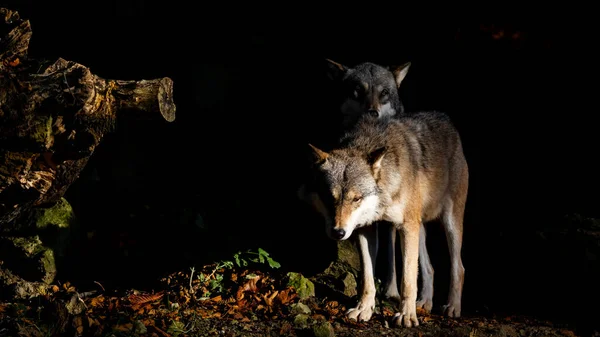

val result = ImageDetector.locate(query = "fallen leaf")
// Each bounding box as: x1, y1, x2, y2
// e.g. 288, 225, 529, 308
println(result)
559, 329, 577, 337
236, 277, 260, 302
9, 58, 20, 66
73, 316, 84, 335
263, 290, 279, 307
276, 288, 297, 305
312, 314, 326, 321
280, 322, 292, 335
129, 291, 164, 310
89, 296, 105, 307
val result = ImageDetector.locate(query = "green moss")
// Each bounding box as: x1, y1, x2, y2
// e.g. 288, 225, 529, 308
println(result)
293, 314, 310, 328
290, 302, 311, 315
34, 197, 74, 230
8, 235, 45, 257
286, 272, 315, 299
1, 235, 57, 284
29, 115, 53, 148
312, 321, 335, 337
39, 248, 56, 284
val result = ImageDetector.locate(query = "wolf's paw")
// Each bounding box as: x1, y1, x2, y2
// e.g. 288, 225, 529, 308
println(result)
392, 307, 419, 328
416, 297, 433, 313
346, 299, 375, 322
442, 302, 461, 318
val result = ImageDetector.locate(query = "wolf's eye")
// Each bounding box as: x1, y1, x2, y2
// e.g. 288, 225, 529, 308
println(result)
352, 196, 363, 203
353, 85, 363, 98
380, 89, 389, 97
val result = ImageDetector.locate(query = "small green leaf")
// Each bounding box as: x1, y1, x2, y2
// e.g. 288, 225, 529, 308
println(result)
257, 248, 269, 257
267, 257, 281, 269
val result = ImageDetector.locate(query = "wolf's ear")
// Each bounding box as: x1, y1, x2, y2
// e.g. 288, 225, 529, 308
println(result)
308, 143, 329, 166
390, 62, 411, 88
325, 59, 348, 81
367, 147, 387, 173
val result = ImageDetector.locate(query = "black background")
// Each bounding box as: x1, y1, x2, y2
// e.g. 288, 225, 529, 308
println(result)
3, 1, 600, 332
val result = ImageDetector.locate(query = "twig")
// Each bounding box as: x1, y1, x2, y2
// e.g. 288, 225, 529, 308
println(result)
189, 267, 195, 294
76, 293, 88, 310
94, 281, 105, 292
78, 290, 98, 298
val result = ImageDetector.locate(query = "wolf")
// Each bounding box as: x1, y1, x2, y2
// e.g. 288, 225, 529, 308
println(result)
304, 112, 468, 327
324, 59, 411, 129
324, 58, 436, 315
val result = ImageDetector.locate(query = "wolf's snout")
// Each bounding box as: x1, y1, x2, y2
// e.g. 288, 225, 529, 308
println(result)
367, 109, 379, 117
332, 228, 346, 240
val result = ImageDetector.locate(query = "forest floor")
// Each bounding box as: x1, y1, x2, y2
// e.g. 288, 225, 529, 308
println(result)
0, 255, 586, 337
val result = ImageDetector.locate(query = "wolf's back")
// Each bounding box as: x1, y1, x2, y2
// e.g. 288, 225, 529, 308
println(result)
338, 112, 463, 166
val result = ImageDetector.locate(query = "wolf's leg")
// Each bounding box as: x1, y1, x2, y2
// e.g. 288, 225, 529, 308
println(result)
441, 198, 465, 318
416, 223, 434, 312
392, 221, 420, 327
347, 225, 378, 322
382, 222, 400, 300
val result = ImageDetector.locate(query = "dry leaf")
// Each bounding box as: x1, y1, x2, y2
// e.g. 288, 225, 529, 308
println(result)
73, 316, 84, 335
9, 58, 20, 66
236, 277, 259, 302
90, 296, 105, 307
312, 314, 326, 321
280, 322, 292, 335
263, 290, 279, 307
276, 288, 297, 305
129, 291, 164, 310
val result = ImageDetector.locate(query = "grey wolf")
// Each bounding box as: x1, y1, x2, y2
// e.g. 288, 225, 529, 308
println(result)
325, 58, 425, 312
325, 59, 411, 128
303, 112, 469, 327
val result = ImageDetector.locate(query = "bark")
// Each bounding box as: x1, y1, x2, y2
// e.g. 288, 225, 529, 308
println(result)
0, 7, 176, 299
0, 8, 176, 226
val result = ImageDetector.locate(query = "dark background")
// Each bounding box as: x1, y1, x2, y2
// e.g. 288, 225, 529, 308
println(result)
4, 1, 600, 333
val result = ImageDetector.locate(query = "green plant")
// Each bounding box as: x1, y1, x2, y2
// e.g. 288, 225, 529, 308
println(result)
233, 248, 281, 269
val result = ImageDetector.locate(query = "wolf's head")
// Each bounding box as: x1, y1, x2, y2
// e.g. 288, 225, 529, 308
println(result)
326, 59, 410, 128
306, 143, 387, 241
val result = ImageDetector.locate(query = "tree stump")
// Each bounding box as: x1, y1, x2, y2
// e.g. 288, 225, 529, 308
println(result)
0, 7, 176, 298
